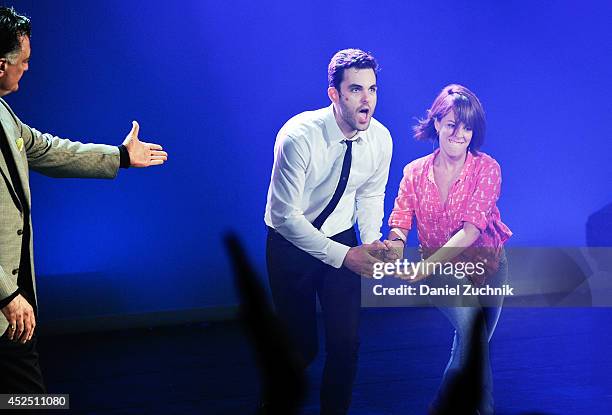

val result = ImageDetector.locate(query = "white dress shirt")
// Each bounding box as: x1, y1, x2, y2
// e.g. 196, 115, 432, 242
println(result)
264, 104, 393, 268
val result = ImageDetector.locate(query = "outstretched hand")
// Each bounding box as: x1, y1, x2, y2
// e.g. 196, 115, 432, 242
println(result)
122, 121, 168, 167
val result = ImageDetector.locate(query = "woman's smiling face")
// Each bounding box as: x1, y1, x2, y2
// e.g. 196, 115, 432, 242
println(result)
435, 111, 473, 158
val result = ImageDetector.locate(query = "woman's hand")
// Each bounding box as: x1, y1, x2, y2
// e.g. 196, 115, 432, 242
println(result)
394, 260, 430, 283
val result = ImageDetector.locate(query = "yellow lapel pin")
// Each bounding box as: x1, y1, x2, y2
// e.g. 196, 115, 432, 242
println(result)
16, 137, 24, 152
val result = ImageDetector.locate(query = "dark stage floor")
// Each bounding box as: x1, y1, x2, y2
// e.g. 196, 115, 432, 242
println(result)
37, 308, 612, 414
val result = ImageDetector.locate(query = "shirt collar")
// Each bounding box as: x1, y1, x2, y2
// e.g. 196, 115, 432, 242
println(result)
426, 148, 474, 183
324, 104, 366, 145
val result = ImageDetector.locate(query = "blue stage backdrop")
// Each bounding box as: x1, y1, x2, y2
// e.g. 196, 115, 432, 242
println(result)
6, 0, 612, 322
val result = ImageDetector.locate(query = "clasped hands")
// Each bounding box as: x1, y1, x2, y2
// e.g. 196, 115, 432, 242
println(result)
343, 240, 428, 282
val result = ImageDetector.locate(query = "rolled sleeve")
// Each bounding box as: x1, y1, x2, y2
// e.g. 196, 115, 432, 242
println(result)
462, 160, 502, 231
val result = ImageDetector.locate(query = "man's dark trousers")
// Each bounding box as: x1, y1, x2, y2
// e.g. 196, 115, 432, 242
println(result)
266, 227, 360, 415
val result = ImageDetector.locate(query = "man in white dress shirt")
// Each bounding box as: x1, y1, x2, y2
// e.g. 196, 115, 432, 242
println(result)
264, 49, 393, 415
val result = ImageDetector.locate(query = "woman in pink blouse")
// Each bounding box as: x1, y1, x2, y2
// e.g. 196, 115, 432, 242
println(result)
387, 84, 511, 415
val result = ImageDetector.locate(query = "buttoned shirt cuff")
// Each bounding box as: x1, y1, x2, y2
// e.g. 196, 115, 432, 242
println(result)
326, 241, 351, 269
118, 145, 130, 168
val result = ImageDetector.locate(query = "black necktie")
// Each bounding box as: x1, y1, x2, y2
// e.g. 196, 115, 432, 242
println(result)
312, 140, 353, 230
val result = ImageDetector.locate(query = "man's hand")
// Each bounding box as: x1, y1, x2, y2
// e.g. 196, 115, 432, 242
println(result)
1, 294, 35, 343
122, 121, 168, 167
382, 239, 404, 262
343, 241, 388, 277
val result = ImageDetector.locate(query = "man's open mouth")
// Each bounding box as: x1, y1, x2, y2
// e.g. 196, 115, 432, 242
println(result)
358, 108, 370, 123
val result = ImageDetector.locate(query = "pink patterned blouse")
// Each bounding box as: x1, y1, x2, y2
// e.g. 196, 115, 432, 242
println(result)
388, 149, 512, 276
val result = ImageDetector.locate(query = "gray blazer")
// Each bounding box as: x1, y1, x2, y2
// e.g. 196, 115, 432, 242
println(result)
0, 97, 120, 334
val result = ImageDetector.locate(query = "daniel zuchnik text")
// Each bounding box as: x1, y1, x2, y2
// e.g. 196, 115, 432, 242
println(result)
372, 284, 514, 296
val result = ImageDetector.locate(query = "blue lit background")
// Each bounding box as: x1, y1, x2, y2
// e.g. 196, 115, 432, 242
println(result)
6, 0, 612, 318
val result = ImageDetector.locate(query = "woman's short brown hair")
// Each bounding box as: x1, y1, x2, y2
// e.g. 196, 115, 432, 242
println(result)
414, 84, 486, 154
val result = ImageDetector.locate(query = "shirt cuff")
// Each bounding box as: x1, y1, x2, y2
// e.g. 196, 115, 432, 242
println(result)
388, 214, 413, 231
326, 240, 351, 269
360, 231, 382, 245
462, 212, 487, 231
0, 289, 20, 309
118, 145, 130, 168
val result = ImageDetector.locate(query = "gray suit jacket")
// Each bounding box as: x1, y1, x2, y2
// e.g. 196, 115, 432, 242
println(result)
0, 97, 120, 334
